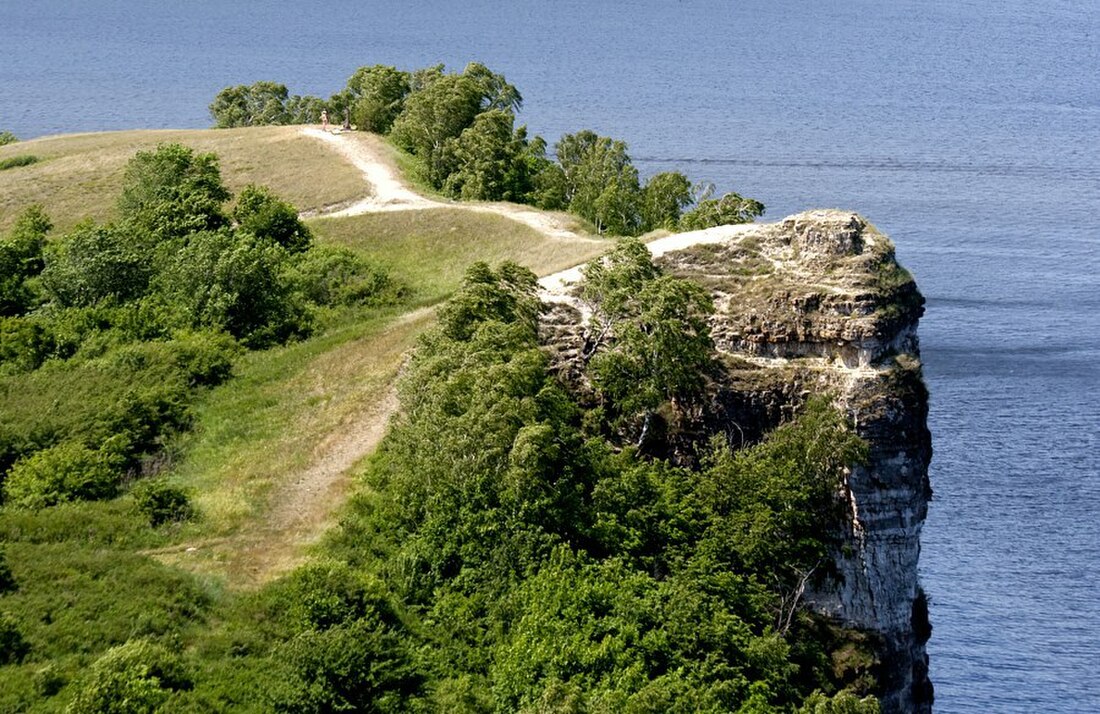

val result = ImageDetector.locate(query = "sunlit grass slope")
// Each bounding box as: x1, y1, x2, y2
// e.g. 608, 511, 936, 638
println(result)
0, 126, 367, 232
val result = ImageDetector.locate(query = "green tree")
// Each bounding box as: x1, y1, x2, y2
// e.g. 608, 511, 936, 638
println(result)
40, 223, 150, 307
118, 143, 230, 242
233, 184, 313, 253
442, 110, 532, 201
153, 230, 309, 347
642, 171, 693, 231
390, 73, 486, 187
209, 81, 291, 127
679, 186, 765, 230
0, 205, 51, 315
391, 63, 524, 189
697, 398, 867, 632
0, 131, 16, 146
345, 64, 411, 133
578, 237, 661, 352
285, 94, 327, 125
589, 275, 715, 443
555, 131, 644, 235
437, 260, 541, 341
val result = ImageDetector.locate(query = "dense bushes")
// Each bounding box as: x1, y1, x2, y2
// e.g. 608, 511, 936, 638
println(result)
210, 62, 765, 234
292, 256, 878, 710
66, 639, 191, 713
0, 143, 399, 511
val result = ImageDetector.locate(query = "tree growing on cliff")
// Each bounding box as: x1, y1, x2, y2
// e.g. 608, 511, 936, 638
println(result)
580, 238, 715, 444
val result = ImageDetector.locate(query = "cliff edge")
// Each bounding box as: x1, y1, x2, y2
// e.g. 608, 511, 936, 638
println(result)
540, 210, 933, 713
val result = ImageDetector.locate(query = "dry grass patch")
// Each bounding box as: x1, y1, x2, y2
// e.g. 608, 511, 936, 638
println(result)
0, 126, 367, 232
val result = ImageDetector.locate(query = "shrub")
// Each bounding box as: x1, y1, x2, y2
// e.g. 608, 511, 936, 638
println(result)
233, 184, 312, 253
0, 131, 17, 146
291, 245, 397, 307
0, 155, 39, 171
131, 480, 193, 527
0, 317, 51, 374
3, 442, 118, 510
269, 618, 420, 713
0, 612, 29, 665
118, 143, 230, 242
153, 230, 311, 347
40, 223, 151, 308
66, 639, 191, 714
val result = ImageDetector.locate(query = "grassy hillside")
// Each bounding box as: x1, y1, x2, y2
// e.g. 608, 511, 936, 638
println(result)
0, 127, 367, 232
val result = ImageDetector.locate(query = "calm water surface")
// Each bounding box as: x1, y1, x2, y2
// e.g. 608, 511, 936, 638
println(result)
4, 1, 1099, 710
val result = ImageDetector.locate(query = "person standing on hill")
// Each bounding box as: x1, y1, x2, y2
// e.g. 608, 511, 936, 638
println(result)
321, 109, 329, 132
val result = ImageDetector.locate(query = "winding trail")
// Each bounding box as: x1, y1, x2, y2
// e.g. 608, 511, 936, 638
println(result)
301, 127, 599, 242
172, 128, 764, 587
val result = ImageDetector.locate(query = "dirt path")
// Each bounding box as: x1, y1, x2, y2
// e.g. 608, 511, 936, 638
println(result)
301, 127, 599, 242
173, 132, 760, 588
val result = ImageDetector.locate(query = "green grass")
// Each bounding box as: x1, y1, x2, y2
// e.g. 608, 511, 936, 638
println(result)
312, 208, 606, 304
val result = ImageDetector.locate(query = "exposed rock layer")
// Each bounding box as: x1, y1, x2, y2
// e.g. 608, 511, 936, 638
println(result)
539, 210, 933, 713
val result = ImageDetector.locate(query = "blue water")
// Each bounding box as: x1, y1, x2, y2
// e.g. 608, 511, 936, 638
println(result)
4, 1, 1099, 710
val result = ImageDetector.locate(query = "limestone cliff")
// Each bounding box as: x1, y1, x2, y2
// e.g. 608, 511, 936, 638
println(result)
539, 210, 933, 713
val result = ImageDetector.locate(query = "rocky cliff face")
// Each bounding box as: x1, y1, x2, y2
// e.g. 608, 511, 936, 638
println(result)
539, 210, 933, 713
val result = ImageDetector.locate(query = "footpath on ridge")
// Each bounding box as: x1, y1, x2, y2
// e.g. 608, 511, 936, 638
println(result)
181, 128, 761, 587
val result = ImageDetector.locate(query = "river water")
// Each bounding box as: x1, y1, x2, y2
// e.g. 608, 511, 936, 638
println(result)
4, 1, 1099, 710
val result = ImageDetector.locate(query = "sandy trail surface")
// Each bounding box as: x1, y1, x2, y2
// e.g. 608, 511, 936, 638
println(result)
301, 127, 598, 242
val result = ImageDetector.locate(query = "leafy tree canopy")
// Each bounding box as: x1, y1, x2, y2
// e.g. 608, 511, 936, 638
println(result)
209, 81, 292, 128
118, 143, 230, 242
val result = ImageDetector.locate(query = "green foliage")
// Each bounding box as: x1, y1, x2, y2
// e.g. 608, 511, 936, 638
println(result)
0, 317, 51, 374
0, 131, 17, 146
268, 618, 421, 713
578, 238, 714, 439
797, 690, 881, 714
285, 94, 327, 125
41, 222, 151, 307
152, 230, 310, 347
391, 63, 523, 188
345, 65, 411, 133
118, 143, 230, 242
3, 441, 119, 510
131, 480, 193, 527
66, 639, 191, 714
590, 275, 715, 429
556, 130, 644, 235
437, 260, 541, 341
0, 154, 38, 171
679, 190, 766, 230
0, 548, 15, 593
0, 543, 209, 659
442, 109, 529, 201
0, 612, 29, 665
0, 204, 51, 316
696, 398, 868, 620
642, 171, 694, 231
319, 262, 873, 711
209, 81, 292, 128
233, 183, 313, 253
290, 244, 398, 307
